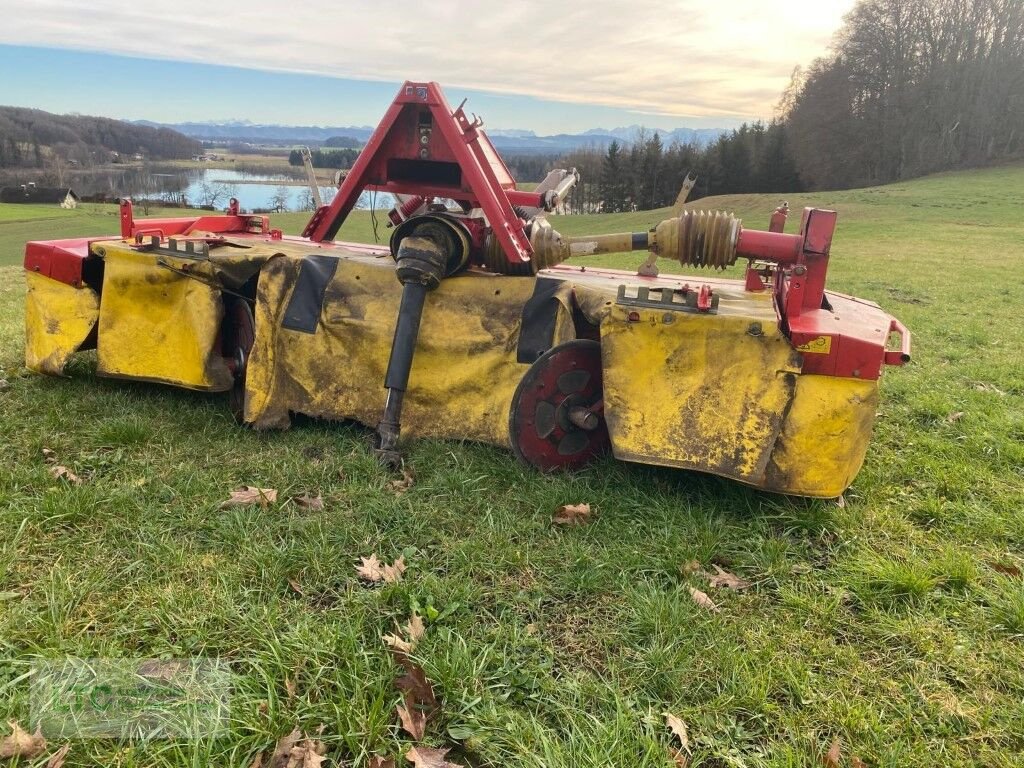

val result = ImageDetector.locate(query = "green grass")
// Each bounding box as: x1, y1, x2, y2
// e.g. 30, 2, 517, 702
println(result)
2, 164, 1024, 767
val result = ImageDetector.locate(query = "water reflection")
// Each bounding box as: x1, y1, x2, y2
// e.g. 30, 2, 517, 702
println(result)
54, 165, 394, 212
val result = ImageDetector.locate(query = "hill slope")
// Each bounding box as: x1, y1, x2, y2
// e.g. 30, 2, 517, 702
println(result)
0, 106, 200, 169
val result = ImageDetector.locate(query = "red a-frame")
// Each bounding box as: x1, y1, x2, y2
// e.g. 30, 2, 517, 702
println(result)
302, 81, 544, 267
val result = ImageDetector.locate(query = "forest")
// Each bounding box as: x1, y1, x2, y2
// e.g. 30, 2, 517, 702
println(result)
0, 107, 200, 169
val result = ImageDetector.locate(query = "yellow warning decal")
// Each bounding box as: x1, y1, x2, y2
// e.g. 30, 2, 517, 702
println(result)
795, 335, 832, 354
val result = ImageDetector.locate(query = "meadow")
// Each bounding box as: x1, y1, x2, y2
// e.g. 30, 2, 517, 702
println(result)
1, 164, 1022, 767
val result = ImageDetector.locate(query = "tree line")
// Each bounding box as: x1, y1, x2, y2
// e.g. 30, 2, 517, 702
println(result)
288, 148, 360, 169
782, 0, 1024, 189
0, 106, 200, 169
519, 0, 1024, 210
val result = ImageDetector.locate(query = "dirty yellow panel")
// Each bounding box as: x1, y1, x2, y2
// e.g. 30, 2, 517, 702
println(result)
601, 305, 802, 484
24, 271, 99, 375
245, 254, 575, 445
96, 245, 233, 391
764, 375, 879, 497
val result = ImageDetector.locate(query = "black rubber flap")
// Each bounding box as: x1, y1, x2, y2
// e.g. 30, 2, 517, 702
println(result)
281, 255, 340, 333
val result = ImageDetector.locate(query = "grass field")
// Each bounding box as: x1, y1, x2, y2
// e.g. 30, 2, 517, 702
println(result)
1, 165, 1023, 767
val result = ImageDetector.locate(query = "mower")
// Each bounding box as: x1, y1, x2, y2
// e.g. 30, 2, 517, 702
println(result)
23, 81, 910, 497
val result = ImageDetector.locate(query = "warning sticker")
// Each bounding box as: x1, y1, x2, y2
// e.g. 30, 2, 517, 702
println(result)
795, 335, 832, 354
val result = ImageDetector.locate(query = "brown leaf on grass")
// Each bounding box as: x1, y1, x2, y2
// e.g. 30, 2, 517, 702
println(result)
395, 660, 437, 709
384, 613, 426, 654
396, 691, 427, 740
664, 712, 690, 752
48, 465, 82, 485
680, 560, 702, 576
249, 754, 264, 768
357, 554, 406, 584
406, 746, 460, 768
0, 721, 47, 759
42, 447, 57, 464
367, 757, 395, 768
287, 578, 304, 596
687, 586, 719, 612
707, 565, 751, 591
553, 503, 592, 526
266, 729, 327, 768
823, 737, 842, 768
834, 494, 847, 509
222, 486, 278, 508
382, 556, 407, 584
291, 738, 327, 768
946, 411, 964, 423
667, 746, 690, 768
990, 561, 1022, 577
851, 757, 867, 768
268, 728, 302, 768
390, 468, 415, 494
292, 493, 324, 511
384, 632, 414, 654
284, 676, 297, 699
357, 554, 385, 582
47, 743, 72, 768
406, 614, 426, 645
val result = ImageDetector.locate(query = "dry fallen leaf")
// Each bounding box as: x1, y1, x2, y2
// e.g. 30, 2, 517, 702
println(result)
268, 728, 302, 768
823, 737, 842, 768
222, 486, 278, 508
687, 586, 719, 612
249, 754, 263, 768
397, 691, 426, 740
946, 411, 964, 423
367, 757, 395, 768
46, 743, 72, 768
834, 494, 847, 509
41, 447, 57, 464
0, 721, 47, 759
667, 746, 690, 768
664, 712, 690, 752
384, 633, 414, 654
553, 503, 592, 526
390, 468, 415, 494
680, 560, 702, 576
287, 578, 304, 596
406, 746, 460, 768
48, 465, 82, 485
382, 556, 407, 584
406, 614, 426, 645
357, 554, 406, 584
395, 660, 437, 709
284, 676, 297, 699
289, 738, 326, 768
292, 493, 324, 511
990, 561, 1022, 578
707, 564, 752, 591
357, 554, 385, 582
851, 757, 867, 768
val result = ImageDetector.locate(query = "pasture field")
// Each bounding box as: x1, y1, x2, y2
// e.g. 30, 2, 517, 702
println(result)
0, 164, 1022, 767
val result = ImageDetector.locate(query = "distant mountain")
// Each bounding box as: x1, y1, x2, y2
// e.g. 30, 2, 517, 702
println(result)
137, 120, 727, 155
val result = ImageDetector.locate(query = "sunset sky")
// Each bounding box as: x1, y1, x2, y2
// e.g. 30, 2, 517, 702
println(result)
0, 0, 856, 131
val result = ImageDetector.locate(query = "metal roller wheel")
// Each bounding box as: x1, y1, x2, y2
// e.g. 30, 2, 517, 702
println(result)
221, 297, 255, 423
509, 339, 609, 471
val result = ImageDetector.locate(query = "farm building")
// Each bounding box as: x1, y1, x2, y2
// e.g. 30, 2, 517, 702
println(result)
0, 185, 80, 208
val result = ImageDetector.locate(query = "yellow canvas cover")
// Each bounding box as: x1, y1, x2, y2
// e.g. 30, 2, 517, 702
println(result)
24, 237, 880, 497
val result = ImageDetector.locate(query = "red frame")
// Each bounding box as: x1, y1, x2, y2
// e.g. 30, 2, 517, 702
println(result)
302, 81, 539, 266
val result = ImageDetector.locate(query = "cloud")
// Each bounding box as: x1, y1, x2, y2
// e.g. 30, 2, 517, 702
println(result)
0, 0, 854, 119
